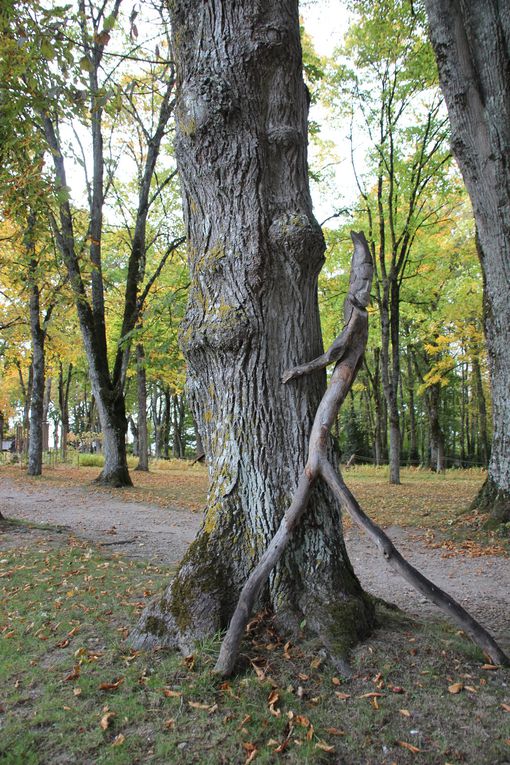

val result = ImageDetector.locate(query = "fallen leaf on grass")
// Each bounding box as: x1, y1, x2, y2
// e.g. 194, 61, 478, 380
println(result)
331, 677, 341, 686
73, 688, 82, 697
359, 692, 384, 699
188, 701, 217, 713
162, 688, 182, 698
501, 703, 510, 713
481, 664, 498, 671
100, 711, 116, 730
398, 740, 420, 753
316, 741, 335, 753
335, 692, 351, 700
400, 709, 411, 717
324, 727, 345, 736
220, 681, 240, 700
112, 734, 125, 747
242, 741, 257, 764
164, 718, 175, 729
99, 677, 124, 691
64, 666, 80, 682
448, 682, 464, 694
268, 690, 281, 717
295, 715, 310, 728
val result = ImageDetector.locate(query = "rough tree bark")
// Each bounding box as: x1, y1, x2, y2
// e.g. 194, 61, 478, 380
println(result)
130, 0, 375, 656
425, 0, 510, 522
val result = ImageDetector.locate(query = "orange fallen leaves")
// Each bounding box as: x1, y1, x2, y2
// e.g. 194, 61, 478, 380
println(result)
99, 677, 124, 691
398, 740, 421, 753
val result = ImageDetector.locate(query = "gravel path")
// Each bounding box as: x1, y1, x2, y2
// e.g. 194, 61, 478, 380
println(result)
1, 477, 508, 653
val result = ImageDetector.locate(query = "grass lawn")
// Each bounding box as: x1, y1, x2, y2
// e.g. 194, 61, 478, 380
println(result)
1, 464, 509, 763
1, 527, 509, 765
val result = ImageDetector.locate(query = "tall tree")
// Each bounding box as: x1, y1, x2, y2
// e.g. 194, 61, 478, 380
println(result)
331, 0, 452, 484
424, 0, 510, 522
1, 0, 181, 485
131, 0, 375, 657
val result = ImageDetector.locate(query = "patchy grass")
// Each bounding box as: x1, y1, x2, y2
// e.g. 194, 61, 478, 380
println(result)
1, 529, 509, 764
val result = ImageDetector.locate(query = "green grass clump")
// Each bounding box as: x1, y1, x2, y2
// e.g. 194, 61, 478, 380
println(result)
1, 528, 510, 764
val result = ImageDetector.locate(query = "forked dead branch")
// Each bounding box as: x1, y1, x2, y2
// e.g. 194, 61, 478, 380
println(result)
214, 231, 509, 676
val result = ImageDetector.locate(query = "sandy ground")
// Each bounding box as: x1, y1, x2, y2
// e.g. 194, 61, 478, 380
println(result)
1, 476, 508, 653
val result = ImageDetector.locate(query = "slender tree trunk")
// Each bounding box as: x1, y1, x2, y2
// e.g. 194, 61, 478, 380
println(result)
26, 216, 45, 477
131, 0, 374, 655
407, 349, 419, 465
58, 363, 72, 462
135, 343, 149, 471
151, 388, 162, 458
425, 0, 510, 522
162, 386, 171, 460
172, 394, 186, 458
27, 280, 45, 476
380, 286, 401, 482
427, 383, 445, 472
472, 356, 489, 469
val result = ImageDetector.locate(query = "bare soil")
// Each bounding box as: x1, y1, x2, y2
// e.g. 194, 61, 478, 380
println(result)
0, 476, 508, 654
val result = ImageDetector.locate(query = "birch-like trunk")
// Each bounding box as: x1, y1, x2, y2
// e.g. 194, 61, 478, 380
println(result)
131, 0, 374, 655
425, 0, 510, 522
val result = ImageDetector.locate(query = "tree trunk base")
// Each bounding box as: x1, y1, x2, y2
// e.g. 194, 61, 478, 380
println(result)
130, 527, 375, 671
134, 464, 149, 472
471, 477, 510, 525
93, 467, 133, 488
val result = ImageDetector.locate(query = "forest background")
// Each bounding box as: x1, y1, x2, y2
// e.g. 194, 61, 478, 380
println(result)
0, 0, 489, 484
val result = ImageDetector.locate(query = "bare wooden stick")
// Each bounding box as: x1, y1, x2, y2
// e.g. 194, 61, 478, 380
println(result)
320, 461, 510, 667
214, 232, 373, 676
214, 230, 509, 676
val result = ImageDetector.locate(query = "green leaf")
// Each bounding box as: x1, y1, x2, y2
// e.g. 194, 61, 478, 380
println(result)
40, 40, 55, 60
79, 56, 92, 73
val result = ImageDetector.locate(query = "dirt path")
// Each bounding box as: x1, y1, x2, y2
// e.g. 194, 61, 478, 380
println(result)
1, 477, 508, 653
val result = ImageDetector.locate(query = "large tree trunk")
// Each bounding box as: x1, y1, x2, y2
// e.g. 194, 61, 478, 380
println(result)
425, 0, 510, 522
131, 0, 374, 656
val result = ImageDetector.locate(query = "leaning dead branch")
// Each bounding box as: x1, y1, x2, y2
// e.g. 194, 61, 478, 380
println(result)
214, 231, 509, 676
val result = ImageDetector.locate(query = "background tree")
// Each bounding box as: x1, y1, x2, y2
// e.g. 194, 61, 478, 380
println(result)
1, 0, 182, 484
328, 0, 453, 483
424, 0, 510, 523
